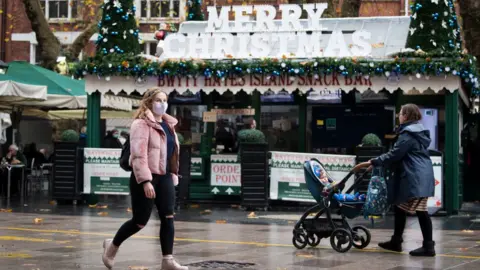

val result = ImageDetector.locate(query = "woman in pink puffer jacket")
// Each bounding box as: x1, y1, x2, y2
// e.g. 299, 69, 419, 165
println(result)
102, 87, 187, 270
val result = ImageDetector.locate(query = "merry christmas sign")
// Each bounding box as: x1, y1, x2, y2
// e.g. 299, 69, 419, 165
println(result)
163, 4, 410, 59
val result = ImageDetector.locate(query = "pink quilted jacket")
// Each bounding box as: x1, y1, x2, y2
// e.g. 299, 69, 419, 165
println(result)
129, 109, 180, 185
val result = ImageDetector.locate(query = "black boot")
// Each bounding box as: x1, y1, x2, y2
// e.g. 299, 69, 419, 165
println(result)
378, 236, 403, 252
410, 241, 436, 257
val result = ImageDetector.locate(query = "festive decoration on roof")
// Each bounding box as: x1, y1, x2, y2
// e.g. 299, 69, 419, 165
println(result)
187, 0, 205, 21
96, 0, 141, 56
405, 0, 462, 52
74, 52, 480, 95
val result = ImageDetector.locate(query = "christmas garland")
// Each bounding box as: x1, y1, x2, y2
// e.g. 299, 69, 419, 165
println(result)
74, 53, 480, 95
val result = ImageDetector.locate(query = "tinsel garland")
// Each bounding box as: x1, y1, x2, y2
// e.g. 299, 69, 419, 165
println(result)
74, 53, 480, 95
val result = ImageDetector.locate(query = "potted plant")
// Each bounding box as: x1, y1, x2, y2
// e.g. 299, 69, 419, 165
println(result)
360, 133, 382, 147
52, 129, 82, 203
355, 133, 385, 193
238, 129, 269, 210
237, 129, 266, 162
61, 129, 80, 143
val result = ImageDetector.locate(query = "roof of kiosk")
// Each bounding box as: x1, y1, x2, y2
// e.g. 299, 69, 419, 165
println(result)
84, 16, 464, 98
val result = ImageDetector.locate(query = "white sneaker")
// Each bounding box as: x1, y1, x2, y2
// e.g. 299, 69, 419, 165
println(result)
161, 257, 188, 270
102, 239, 119, 269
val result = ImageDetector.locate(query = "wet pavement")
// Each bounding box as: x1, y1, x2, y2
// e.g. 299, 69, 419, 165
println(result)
0, 195, 480, 269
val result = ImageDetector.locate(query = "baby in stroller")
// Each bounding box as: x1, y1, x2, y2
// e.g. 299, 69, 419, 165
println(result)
292, 158, 371, 253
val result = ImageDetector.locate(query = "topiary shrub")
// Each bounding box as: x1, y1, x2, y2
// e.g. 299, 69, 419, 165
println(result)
361, 133, 382, 147
237, 129, 266, 144
61, 129, 79, 143
237, 129, 266, 162
176, 132, 185, 144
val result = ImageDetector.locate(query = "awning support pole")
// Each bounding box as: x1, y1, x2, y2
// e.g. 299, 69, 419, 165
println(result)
445, 90, 460, 214
86, 91, 101, 148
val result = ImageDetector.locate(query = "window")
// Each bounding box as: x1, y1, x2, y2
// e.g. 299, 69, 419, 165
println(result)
40, 0, 77, 20
141, 42, 159, 56
141, 0, 180, 19
170, 105, 207, 155
260, 106, 299, 152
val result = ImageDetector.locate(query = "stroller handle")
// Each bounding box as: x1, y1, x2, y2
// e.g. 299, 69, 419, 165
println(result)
335, 168, 371, 193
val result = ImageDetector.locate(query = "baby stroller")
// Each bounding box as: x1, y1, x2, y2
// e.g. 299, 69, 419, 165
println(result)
292, 158, 371, 253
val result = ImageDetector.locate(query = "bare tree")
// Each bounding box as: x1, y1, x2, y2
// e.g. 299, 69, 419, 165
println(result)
21, 0, 102, 70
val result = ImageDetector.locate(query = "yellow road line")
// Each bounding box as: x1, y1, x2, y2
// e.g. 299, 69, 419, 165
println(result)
0, 235, 70, 244
1, 226, 480, 259
0, 252, 32, 259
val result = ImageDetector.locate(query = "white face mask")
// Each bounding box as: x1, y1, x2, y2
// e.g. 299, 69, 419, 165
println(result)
152, 101, 168, 115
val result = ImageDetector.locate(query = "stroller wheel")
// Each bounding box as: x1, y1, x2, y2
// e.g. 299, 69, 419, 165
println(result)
352, 225, 371, 249
307, 233, 321, 247
330, 228, 353, 253
292, 232, 308, 249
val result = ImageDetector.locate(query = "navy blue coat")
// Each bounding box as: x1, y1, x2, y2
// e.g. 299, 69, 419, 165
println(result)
371, 122, 434, 205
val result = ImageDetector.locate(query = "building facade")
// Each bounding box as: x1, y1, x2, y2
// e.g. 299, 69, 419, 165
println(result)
0, 0, 409, 64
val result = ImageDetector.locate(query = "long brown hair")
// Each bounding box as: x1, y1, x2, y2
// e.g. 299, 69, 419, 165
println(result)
134, 87, 168, 119
400, 103, 422, 123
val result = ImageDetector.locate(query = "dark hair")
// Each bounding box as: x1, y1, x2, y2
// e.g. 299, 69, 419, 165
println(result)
401, 103, 422, 122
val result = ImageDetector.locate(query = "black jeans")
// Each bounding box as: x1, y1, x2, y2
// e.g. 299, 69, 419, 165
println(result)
129, 173, 176, 223
112, 173, 176, 255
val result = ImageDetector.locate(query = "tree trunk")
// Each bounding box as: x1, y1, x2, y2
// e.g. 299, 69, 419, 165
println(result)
65, 22, 98, 62
22, 0, 60, 70
341, 0, 362, 17
459, 0, 480, 58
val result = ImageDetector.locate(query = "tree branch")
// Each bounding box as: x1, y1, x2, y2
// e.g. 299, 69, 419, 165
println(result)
65, 22, 98, 62
22, 0, 60, 70
65, 0, 103, 62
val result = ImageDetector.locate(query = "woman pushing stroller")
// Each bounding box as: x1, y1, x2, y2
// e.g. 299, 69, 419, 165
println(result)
357, 103, 435, 257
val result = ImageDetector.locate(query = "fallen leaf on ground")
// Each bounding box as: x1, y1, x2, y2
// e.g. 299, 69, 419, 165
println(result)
49, 200, 57, 205
33, 218, 43, 224
0, 209, 12, 213
459, 247, 469, 251
88, 204, 97, 208
200, 209, 212, 215
129, 266, 149, 270
127, 207, 132, 212
462, 229, 474, 233
216, 220, 227, 224
296, 252, 314, 258
190, 204, 200, 209
247, 212, 257, 218
97, 212, 109, 216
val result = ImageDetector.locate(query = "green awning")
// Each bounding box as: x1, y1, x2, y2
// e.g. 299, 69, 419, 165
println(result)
4, 61, 136, 111
0, 72, 47, 104
5, 61, 85, 109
